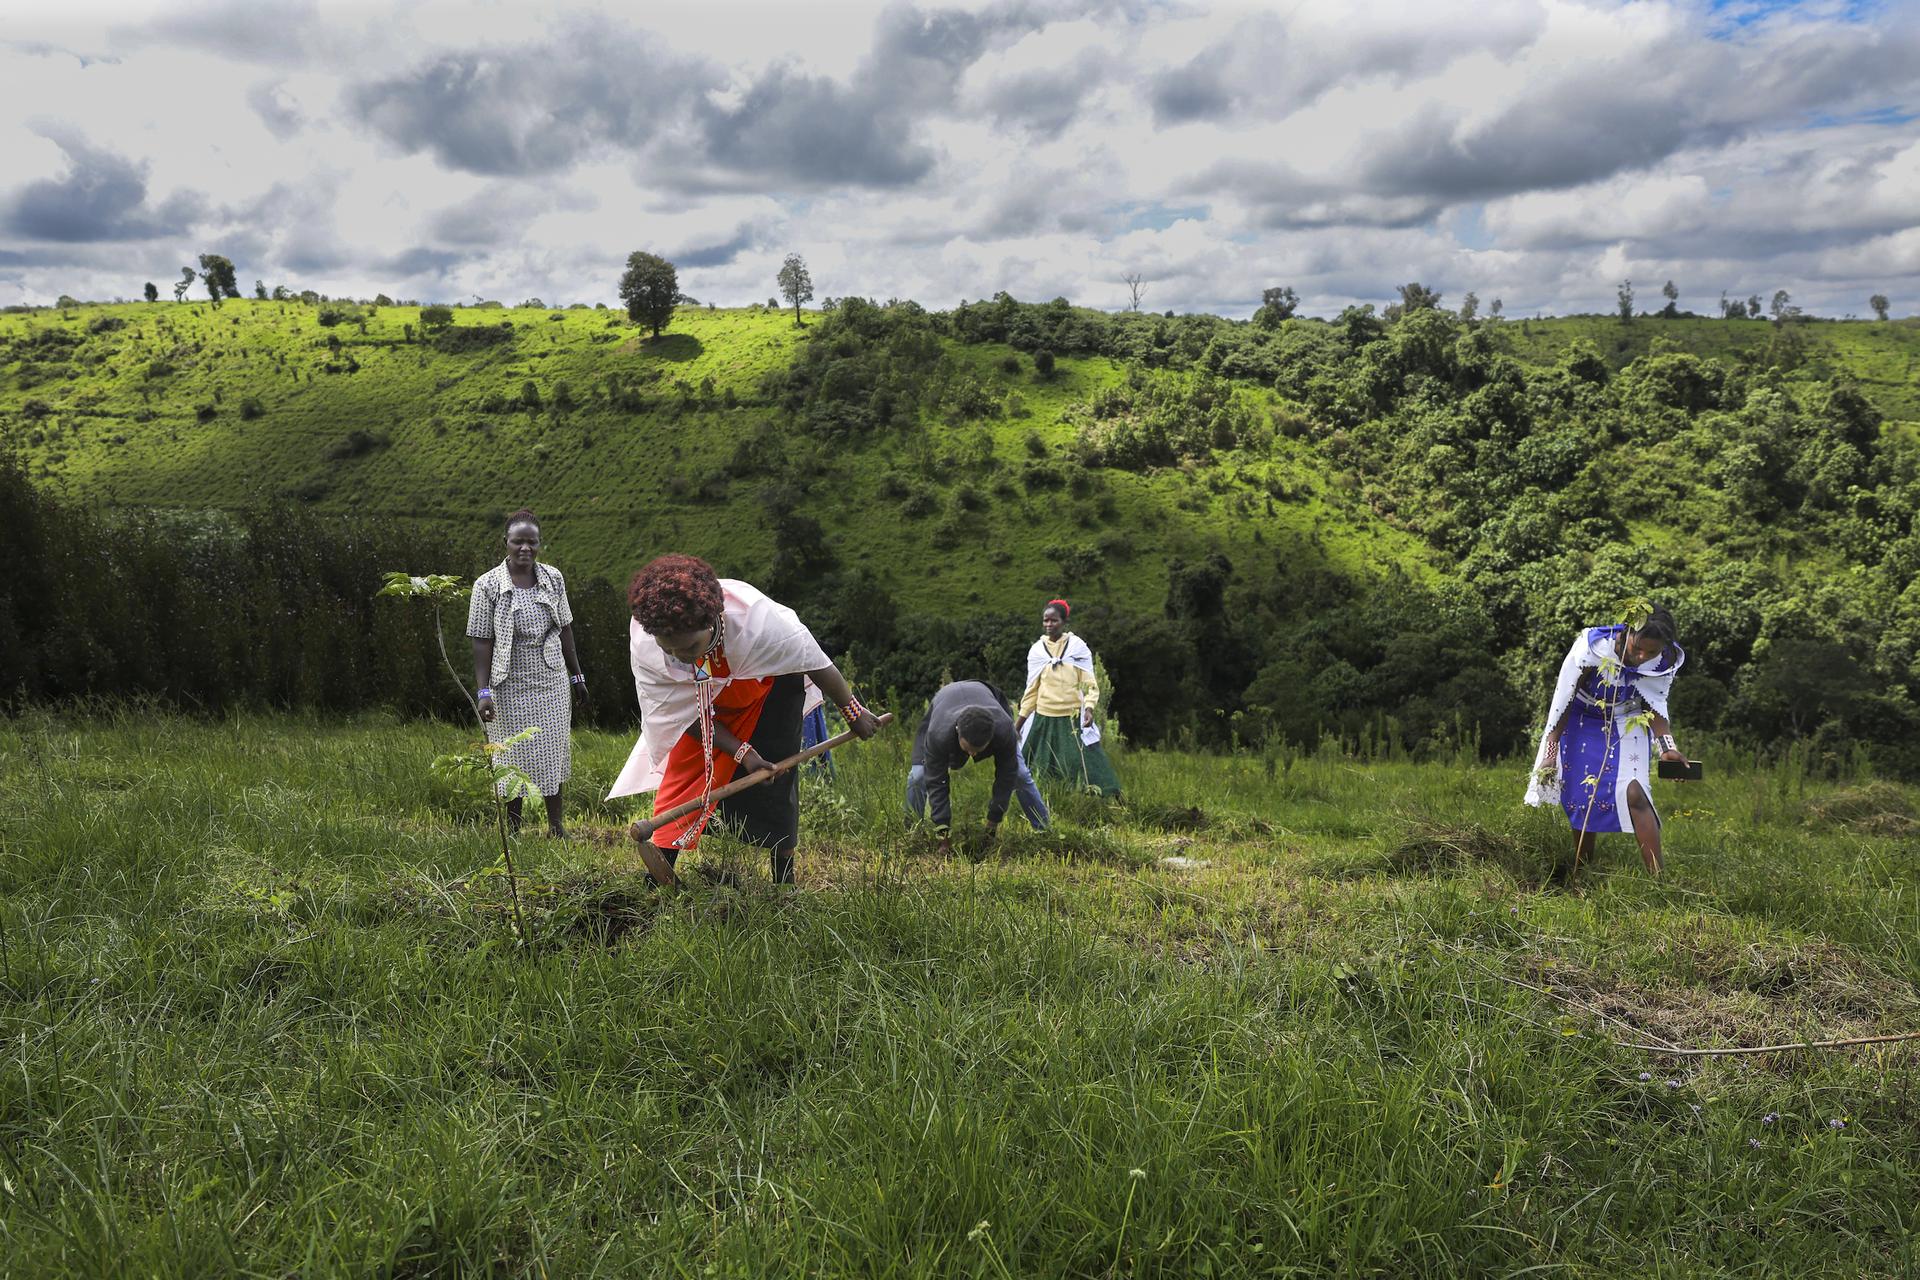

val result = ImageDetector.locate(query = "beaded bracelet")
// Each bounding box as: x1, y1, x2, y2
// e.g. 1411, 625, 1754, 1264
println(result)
570, 674, 586, 686
840, 695, 868, 724
1656, 733, 1679, 754
477, 687, 493, 699
733, 740, 753, 763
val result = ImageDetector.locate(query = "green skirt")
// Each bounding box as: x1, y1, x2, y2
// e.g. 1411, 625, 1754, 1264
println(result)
1022, 714, 1122, 797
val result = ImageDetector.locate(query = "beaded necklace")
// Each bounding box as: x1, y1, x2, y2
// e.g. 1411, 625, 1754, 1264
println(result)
672, 615, 727, 850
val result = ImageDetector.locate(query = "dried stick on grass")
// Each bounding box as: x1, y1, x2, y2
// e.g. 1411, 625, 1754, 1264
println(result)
1616, 1030, 1920, 1057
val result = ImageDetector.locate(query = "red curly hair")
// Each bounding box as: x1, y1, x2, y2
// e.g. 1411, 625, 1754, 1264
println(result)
629, 553, 724, 635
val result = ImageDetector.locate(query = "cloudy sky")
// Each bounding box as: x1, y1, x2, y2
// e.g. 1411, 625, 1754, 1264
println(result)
3, 0, 1917, 318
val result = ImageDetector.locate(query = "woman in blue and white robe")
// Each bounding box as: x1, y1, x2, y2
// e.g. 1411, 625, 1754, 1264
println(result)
1524, 606, 1687, 874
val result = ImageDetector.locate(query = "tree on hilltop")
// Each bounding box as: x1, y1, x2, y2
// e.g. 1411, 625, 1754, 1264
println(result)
1459, 291, 1480, 322
1746, 294, 1762, 319
1254, 286, 1298, 328
143, 282, 158, 303
777, 253, 814, 327
419, 304, 453, 330
198, 254, 240, 305
619, 251, 678, 338
254, 280, 268, 300
172, 267, 196, 302
1122, 272, 1146, 311
1488, 297, 1503, 320
1869, 293, 1890, 321
1393, 282, 1442, 323
1661, 280, 1679, 318
1770, 289, 1799, 321
1380, 282, 1440, 324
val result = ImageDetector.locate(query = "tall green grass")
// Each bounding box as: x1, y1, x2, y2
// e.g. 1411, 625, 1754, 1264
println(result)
2, 710, 1916, 1275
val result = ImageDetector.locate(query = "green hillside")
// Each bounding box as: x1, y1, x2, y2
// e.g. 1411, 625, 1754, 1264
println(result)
5, 295, 1919, 765
3, 300, 1916, 615
0, 300, 1437, 616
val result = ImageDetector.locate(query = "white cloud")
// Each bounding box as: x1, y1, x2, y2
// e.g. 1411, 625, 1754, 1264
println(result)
3, 0, 1918, 316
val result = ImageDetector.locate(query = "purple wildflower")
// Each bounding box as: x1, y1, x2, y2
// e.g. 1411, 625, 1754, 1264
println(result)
1638, 1072, 1652, 1082
1690, 1103, 1703, 1116
1665, 1079, 1682, 1090
1761, 1113, 1777, 1125
1748, 1138, 1761, 1149
1828, 1118, 1847, 1130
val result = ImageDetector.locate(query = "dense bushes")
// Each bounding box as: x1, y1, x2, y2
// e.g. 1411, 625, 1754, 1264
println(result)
1063, 369, 1264, 469
431, 323, 514, 353
760, 298, 947, 438
0, 452, 637, 729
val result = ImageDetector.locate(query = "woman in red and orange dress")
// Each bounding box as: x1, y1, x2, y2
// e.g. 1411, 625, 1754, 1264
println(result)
607, 554, 881, 884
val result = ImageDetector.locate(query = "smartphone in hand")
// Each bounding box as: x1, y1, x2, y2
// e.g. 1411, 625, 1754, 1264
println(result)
1657, 758, 1704, 782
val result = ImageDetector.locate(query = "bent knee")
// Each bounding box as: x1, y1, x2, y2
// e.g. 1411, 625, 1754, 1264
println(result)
1625, 781, 1653, 811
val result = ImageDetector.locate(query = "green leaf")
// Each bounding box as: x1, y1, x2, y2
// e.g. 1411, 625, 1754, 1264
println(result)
1614, 595, 1654, 631
377, 571, 468, 604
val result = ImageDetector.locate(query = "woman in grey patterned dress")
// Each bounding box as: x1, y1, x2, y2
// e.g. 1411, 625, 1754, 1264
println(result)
466, 509, 586, 837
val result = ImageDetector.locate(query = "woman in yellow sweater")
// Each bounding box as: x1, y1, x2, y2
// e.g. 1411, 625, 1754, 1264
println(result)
1015, 599, 1122, 797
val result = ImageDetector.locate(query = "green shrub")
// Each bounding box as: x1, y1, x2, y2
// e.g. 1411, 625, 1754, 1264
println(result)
432, 324, 514, 353
239, 397, 265, 420
1022, 460, 1065, 491
327, 429, 389, 460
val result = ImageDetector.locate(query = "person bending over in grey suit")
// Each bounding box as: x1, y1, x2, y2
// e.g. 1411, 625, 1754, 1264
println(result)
907, 680, 1050, 855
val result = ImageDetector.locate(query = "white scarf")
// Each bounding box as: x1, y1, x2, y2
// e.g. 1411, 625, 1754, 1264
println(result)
1024, 632, 1094, 691
608, 580, 830, 799
1525, 627, 1685, 807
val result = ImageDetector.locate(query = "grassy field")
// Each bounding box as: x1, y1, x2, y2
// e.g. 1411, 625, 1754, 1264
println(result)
0, 301, 1438, 614
2, 709, 1917, 1276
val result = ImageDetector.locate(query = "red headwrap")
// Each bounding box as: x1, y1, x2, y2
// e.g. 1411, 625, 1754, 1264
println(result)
1047, 598, 1070, 618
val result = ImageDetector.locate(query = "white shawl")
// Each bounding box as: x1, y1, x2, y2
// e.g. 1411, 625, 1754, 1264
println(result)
1024, 633, 1095, 691
607, 579, 830, 799
1525, 627, 1685, 807
1020, 632, 1097, 749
